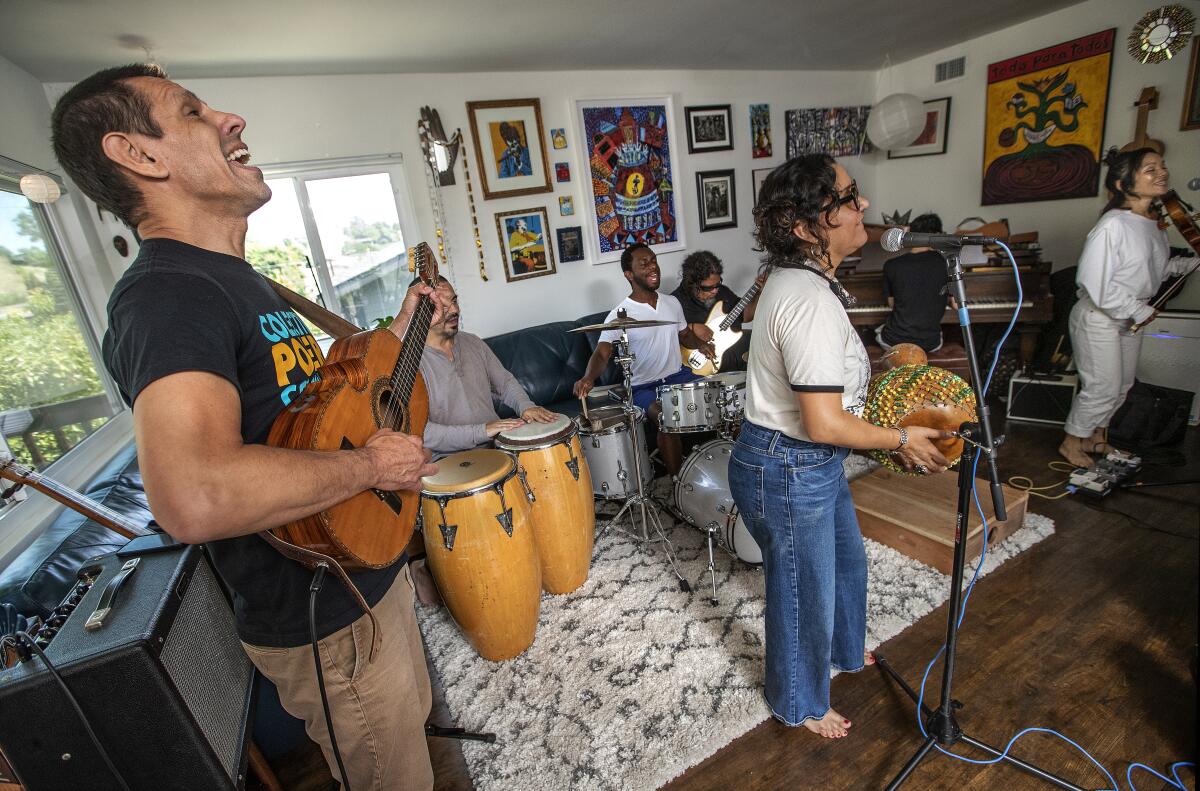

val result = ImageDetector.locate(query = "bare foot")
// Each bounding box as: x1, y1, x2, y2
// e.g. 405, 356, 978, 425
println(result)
1058, 435, 1093, 468
802, 708, 852, 738
1088, 427, 1114, 455
864, 651, 876, 666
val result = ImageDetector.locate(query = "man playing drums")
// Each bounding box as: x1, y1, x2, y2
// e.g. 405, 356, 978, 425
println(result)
419, 279, 558, 455
573, 243, 715, 474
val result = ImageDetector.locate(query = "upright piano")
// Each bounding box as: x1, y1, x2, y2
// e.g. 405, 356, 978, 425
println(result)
839, 255, 1054, 364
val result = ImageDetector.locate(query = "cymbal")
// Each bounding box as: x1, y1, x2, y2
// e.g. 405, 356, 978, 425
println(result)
569, 316, 675, 333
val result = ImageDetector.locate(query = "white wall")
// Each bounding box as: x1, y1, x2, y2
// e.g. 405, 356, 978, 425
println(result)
1, 54, 57, 170
111, 68, 875, 337
872, 0, 1200, 273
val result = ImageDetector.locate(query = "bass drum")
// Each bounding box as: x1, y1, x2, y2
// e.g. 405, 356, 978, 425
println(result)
673, 439, 762, 564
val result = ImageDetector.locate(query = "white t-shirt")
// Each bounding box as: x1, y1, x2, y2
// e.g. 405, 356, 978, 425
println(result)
745, 267, 870, 442
599, 293, 687, 385
1077, 209, 1198, 323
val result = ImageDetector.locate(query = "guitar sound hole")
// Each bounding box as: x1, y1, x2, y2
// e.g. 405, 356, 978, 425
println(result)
375, 388, 408, 431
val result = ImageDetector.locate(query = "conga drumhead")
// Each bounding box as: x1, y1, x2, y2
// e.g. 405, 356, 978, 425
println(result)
421, 449, 514, 494
494, 413, 573, 449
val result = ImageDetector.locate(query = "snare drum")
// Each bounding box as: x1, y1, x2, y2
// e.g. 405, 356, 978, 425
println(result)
674, 439, 762, 564
420, 449, 541, 661
495, 415, 595, 595
705, 371, 747, 424
657, 380, 723, 433
575, 405, 654, 499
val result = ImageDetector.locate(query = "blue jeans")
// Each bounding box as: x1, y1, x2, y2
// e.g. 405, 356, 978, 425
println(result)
728, 420, 868, 726
631, 367, 698, 412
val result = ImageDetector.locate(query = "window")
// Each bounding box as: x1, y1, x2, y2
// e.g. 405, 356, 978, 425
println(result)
246, 156, 418, 335
0, 185, 118, 472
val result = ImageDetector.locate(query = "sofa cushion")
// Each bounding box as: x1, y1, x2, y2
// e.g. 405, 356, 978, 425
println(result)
484, 312, 622, 418
0, 442, 151, 620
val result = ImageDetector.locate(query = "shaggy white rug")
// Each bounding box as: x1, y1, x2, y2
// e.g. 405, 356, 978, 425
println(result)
417, 456, 1055, 791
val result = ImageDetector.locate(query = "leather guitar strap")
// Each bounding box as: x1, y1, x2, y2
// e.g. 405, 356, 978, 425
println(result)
257, 276, 383, 662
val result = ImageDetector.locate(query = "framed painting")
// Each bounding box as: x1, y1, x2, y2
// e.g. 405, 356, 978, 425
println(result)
697, 170, 736, 232
982, 29, 1115, 205
557, 226, 584, 262
888, 97, 951, 158
574, 96, 685, 263
785, 106, 874, 158
466, 98, 553, 200
750, 103, 772, 158
685, 105, 734, 153
495, 207, 556, 282
1183, 38, 1200, 131
752, 166, 774, 208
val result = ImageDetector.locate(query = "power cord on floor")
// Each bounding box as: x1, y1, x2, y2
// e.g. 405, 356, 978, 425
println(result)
309, 563, 352, 791
1007, 461, 1078, 501
1079, 499, 1199, 541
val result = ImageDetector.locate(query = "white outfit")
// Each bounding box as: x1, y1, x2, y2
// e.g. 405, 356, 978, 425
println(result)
745, 267, 870, 443
599, 293, 687, 385
1064, 209, 1198, 438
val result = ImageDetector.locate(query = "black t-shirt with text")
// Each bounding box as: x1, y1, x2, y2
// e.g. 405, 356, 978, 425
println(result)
880, 250, 949, 352
103, 238, 402, 647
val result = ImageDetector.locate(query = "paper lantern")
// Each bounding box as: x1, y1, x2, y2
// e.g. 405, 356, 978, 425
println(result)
19, 174, 61, 204
867, 94, 926, 151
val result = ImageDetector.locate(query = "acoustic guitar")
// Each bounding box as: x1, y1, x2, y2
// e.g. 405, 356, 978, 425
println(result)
266, 242, 439, 569
1121, 86, 1165, 154
681, 280, 763, 376
0, 459, 155, 540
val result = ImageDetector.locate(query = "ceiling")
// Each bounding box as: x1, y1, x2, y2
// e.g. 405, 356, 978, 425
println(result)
1, 0, 1085, 81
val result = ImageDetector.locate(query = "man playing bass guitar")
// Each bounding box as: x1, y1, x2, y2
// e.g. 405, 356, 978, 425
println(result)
52, 64, 444, 791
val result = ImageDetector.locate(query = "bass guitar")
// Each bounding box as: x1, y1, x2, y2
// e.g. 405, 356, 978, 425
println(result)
682, 280, 763, 376
266, 242, 439, 570
0, 458, 154, 539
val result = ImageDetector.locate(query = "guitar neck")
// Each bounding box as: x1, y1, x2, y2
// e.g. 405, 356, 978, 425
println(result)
1, 462, 151, 539
385, 244, 439, 423
718, 281, 763, 331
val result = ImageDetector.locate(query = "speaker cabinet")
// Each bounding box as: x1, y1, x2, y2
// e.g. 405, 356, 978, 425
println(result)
0, 545, 253, 791
1137, 312, 1200, 425
1007, 373, 1078, 425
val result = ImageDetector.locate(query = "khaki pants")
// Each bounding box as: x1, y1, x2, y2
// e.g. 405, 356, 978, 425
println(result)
243, 566, 434, 791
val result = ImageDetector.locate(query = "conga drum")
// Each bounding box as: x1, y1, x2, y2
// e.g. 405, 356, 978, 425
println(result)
863, 364, 977, 473
420, 449, 541, 660
495, 415, 595, 595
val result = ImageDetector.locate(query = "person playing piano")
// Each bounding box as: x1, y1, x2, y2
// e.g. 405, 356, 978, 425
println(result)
875, 212, 949, 354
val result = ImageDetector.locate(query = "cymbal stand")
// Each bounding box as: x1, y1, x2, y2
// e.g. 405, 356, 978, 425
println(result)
604, 331, 687, 587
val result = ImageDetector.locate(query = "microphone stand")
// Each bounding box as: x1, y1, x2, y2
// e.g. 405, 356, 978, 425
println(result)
873, 249, 1088, 791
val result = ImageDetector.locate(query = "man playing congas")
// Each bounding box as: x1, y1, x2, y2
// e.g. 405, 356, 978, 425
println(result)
419, 279, 558, 455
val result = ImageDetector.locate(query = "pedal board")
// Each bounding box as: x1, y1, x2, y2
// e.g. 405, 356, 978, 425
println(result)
1066, 450, 1142, 498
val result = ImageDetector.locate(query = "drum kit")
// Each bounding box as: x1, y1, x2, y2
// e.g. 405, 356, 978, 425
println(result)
570, 310, 761, 604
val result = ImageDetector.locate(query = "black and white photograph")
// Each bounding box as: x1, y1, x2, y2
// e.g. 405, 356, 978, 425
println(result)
685, 104, 734, 153
696, 169, 737, 231
556, 225, 584, 262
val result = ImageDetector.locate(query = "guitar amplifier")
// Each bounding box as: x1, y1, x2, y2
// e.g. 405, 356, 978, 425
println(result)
1007, 373, 1078, 425
0, 545, 254, 791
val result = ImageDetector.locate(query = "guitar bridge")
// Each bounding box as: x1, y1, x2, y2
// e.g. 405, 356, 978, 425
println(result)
341, 437, 404, 515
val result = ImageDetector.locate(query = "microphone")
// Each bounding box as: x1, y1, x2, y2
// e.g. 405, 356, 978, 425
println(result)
880, 227, 996, 252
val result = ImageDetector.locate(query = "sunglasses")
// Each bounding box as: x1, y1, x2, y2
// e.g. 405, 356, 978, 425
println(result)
696, 281, 722, 293
831, 180, 862, 212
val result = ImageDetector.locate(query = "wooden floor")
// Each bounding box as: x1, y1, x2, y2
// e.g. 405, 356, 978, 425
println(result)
267, 419, 1199, 791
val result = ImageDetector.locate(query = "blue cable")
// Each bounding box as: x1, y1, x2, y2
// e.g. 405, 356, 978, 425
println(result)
1127, 760, 1195, 791
902, 243, 1183, 791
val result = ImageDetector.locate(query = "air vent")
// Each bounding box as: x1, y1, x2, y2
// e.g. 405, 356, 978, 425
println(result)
935, 56, 966, 83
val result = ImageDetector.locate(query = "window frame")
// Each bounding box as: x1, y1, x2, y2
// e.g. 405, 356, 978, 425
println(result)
254, 153, 419, 326
0, 177, 131, 559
